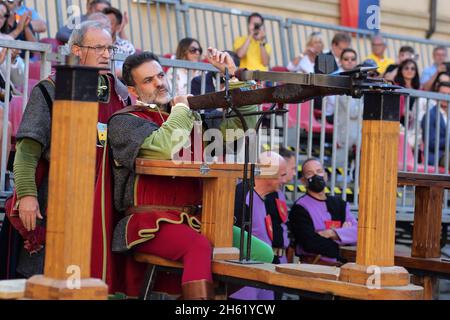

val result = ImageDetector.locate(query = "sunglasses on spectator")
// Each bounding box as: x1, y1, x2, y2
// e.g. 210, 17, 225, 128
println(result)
342, 57, 357, 61
188, 47, 202, 55
403, 66, 416, 71
78, 45, 118, 55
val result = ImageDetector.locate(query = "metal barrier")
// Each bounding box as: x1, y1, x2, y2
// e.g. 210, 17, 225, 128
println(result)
0, 38, 52, 198
18, 1, 450, 73
286, 18, 450, 73
179, 2, 289, 67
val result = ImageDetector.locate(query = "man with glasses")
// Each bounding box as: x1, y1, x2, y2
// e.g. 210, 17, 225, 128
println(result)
1, 20, 130, 282
364, 34, 394, 75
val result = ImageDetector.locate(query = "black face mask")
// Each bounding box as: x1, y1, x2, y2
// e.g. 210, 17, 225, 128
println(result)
306, 175, 326, 193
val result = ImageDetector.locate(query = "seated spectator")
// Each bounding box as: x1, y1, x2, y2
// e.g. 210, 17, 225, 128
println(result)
233, 12, 271, 71
421, 46, 449, 91
288, 158, 357, 266
0, 1, 36, 46
56, 0, 111, 44
384, 46, 416, 82
318, 32, 351, 72
431, 72, 450, 92
394, 59, 421, 126
326, 48, 362, 166
313, 32, 351, 115
5, 0, 46, 34
0, 33, 25, 94
231, 151, 288, 300
166, 37, 203, 96
421, 81, 450, 167
103, 6, 135, 79
364, 34, 394, 75
287, 31, 323, 74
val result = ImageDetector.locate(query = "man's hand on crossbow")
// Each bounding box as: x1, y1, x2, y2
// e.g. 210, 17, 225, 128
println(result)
206, 47, 237, 78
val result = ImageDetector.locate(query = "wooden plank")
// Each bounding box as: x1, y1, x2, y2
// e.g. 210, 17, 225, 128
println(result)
341, 246, 450, 275
134, 254, 423, 300
398, 172, 450, 188
275, 264, 340, 280
0, 279, 26, 300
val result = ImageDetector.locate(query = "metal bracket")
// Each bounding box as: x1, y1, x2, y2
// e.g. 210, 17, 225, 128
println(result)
200, 163, 210, 175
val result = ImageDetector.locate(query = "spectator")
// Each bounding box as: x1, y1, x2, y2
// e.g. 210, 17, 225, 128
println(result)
0, 1, 36, 45
287, 31, 323, 73
0, 33, 25, 93
421, 81, 450, 167
103, 6, 135, 79
166, 37, 203, 96
233, 12, 271, 71
288, 158, 357, 266
365, 34, 394, 75
231, 151, 288, 300
431, 72, 450, 93
384, 45, 416, 82
421, 46, 449, 91
317, 32, 351, 73
4, 0, 46, 34
56, 0, 111, 44
394, 59, 421, 125
326, 48, 362, 166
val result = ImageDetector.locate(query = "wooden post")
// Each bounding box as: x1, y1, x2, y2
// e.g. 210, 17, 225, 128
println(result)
412, 186, 444, 258
340, 92, 410, 287
24, 65, 108, 300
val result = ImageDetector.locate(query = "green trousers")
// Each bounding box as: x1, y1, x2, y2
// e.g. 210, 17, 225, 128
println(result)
232, 226, 274, 263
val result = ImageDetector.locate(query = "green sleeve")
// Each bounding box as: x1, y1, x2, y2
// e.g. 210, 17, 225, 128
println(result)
13, 138, 42, 199
219, 81, 258, 138
138, 105, 197, 160
232, 225, 274, 263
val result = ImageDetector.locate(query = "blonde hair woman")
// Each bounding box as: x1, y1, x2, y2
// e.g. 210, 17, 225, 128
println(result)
287, 31, 324, 73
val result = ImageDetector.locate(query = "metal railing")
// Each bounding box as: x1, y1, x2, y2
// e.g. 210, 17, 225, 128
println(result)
20, 0, 449, 71
286, 18, 450, 74
0, 38, 52, 198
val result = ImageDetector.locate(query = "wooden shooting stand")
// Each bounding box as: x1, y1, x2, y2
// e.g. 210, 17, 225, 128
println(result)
24, 65, 108, 300
135, 159, 254, 260
134, 91, 424, 299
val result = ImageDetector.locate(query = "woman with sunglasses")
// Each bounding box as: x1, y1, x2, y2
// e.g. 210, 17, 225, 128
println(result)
328, 48, 363, 167
167, 37, 203, 96
394, 59, 428, 151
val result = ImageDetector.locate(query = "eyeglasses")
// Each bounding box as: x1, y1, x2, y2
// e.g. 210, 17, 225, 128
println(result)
403, 66, 416, 71
342, 57, 357, 61
77, 45, 118, 56
188, 47, 202, 55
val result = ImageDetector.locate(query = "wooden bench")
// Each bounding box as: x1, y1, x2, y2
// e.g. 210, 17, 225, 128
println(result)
397, 172, 450, 258
134, 253, 423, 300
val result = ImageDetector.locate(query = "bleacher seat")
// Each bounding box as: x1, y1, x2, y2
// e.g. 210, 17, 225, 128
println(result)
39, 38, 63, 53
270, 66, 289, 72
8, 96, 23, 137
397, 132, 447, 173
28, 61, 41, 80
286, 101, 333, 134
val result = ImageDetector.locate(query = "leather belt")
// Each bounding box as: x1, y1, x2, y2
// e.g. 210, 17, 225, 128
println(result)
126, 205, 202, 216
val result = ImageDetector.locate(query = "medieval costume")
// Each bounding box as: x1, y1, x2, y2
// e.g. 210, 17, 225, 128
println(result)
289, 194, 358, 265
231, 184, 289, 300
0, 74, 130, 282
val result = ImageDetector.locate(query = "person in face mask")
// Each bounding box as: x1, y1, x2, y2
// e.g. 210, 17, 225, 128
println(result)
288, 158, 358, 266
